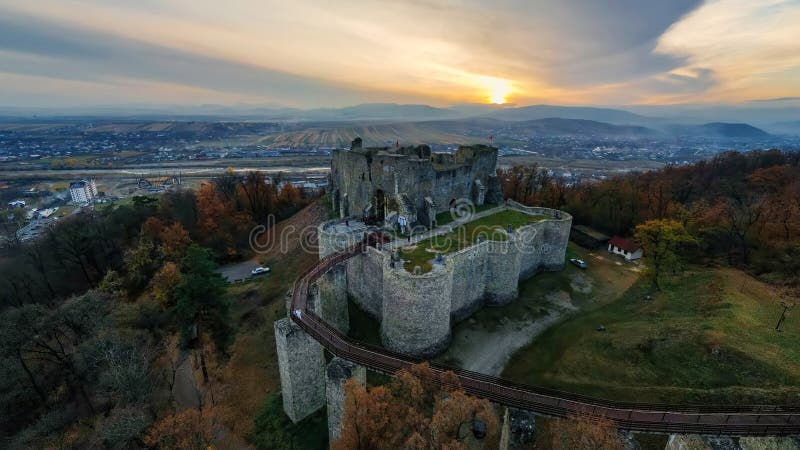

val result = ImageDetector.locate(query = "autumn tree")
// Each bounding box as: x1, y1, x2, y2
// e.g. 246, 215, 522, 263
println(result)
150, 262, 183, 307
634, 219, 694, 290
536, 416, 624, 450
143, 406, 217, 450
123, 237, 161, 292
160, 222, 192, 262
334, 362, 499, 450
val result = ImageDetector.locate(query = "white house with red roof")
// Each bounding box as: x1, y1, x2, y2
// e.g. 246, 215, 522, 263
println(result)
608, 235, 642, 261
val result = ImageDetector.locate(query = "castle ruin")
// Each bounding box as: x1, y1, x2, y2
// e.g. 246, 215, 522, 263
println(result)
329, 138, 503, 228
275, 138, 572, 439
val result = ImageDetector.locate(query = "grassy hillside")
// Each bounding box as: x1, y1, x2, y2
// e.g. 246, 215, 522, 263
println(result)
209, 200, 332, 443
502, 266, 800, 405
255, 121, 488, 147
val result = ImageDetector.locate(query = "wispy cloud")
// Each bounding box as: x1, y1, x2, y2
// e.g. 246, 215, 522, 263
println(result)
0, 0, 797, 108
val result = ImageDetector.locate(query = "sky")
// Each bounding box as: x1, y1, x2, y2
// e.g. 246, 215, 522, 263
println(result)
0, 0, 799, 109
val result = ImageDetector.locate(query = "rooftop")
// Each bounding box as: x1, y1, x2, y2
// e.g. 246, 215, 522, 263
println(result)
609, 235, 641, 253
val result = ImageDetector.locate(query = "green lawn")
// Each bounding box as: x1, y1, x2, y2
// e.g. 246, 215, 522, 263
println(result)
502, 266, 800, 405
400, 209, 549, 273
434, 202, 500, 227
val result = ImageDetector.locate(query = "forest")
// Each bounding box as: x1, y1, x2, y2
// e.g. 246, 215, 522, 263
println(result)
1, 150, 798, 448
0, 171, 316, 448
500, 149, 800, 287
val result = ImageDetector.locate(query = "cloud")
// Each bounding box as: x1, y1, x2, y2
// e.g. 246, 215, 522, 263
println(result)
0, 0, 796, 107
654, 0, 800, 102
751, 97, 800, 102
0, 9, 387, 107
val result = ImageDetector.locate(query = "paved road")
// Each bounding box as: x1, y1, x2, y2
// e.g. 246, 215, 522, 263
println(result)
216, 260, 261, 282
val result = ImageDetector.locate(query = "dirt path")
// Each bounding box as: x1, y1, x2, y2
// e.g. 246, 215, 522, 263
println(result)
438, 243, 641, 377
172, 355, 201, 409
442, 308, 568, 376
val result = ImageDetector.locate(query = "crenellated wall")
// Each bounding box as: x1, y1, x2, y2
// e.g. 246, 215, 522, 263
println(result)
316, 201, 572, 357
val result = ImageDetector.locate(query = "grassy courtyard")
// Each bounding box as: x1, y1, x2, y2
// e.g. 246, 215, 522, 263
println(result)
400, 209, 550, 272
502, 265, 800, 405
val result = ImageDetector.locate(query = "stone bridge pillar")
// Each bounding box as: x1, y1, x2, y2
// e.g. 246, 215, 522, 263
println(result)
325, 357, 367, 446
274, 318, 326, 423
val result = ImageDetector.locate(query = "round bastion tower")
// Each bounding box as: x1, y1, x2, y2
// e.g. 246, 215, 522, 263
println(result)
381, 252, 453, 356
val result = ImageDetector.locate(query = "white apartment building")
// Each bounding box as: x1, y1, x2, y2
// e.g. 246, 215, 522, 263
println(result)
69, 179, 97, 204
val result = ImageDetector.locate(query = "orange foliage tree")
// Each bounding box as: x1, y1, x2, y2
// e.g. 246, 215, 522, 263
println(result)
160, 222, 192, 262
149, 261, 182, 307
536, 416, 623, 450
143, 406, 217, 450
334, 362, 499, 450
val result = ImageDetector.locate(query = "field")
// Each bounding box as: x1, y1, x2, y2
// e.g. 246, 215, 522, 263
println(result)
254, 121, 491, 148
437, 243, 640, 375
502, 265, 800, 405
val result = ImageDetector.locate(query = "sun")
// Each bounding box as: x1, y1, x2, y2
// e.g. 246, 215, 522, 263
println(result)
480, 76, 513, 104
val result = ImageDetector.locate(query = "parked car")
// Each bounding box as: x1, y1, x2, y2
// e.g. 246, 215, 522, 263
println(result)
251, 266, 270, 276
570, 258, 587, 269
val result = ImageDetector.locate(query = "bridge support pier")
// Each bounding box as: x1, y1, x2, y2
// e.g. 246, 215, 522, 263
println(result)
315, 265, 349, 333
274, 318, 326, 423
325, 357, 366, 446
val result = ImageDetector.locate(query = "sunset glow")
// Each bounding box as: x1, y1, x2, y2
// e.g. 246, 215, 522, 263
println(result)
481, 77, 513, 104
0, 0, 798, 108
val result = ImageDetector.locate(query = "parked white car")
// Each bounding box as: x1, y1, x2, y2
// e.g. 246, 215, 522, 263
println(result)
570, 258, 588, 269
251, 266, 270, 275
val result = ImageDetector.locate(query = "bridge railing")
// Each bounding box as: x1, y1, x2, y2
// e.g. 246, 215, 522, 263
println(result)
287, 233, 800, 435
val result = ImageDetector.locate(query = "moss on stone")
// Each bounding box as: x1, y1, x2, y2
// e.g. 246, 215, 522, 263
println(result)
401, 209, 549, 273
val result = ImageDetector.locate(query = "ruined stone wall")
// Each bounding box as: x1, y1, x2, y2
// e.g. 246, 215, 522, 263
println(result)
315, 265, 349, 333
317, 220, 365, 259
447, 241, 489, 320
515, 222, 545, 279
345, 247, 385, 319
485, 239, 522, 305
331, 144, 498, 222
381, 261, 452, 356
507, 201, 573, 277
319, 202, 571, 358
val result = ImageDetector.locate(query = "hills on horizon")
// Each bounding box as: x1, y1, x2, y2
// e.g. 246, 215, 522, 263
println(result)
0, 102, 791, 139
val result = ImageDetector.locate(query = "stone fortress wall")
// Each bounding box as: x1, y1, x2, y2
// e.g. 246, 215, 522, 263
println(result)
329, 138, 502, 226
316, 200, 572, 356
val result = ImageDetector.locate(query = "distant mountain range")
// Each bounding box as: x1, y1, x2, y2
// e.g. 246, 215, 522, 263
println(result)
663, 122, 770, 139
253, 117, 772, 148
0, 102, 787, 138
